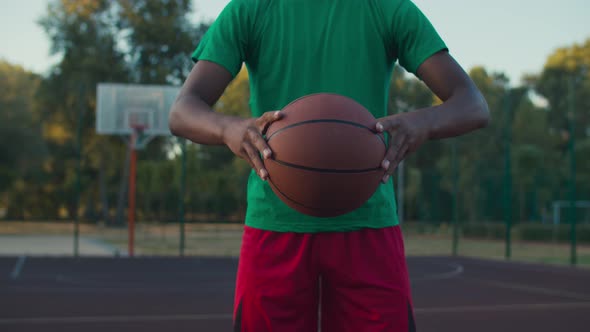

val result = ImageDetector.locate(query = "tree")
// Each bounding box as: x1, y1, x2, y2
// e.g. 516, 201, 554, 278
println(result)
535, 39, 590, 140
35, 0, 211, 223
37, 0, 130, 220
0, 61, 45, 217
533, 38, 590, 220
117, 0, 208, 85
511, 96, 559, 221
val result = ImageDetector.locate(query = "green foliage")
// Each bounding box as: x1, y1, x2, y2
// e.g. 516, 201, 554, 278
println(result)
402, 222, 447, 235
0, 61, 45, 213
29, 0, 131, 220
401, 43, 590, 226
117, 0, 208, 85
462, 223, 506, 240
2, 5, 589, 231
0, 0, 209, 220
534, 39, 590, 136
533, 39, 590, 212
517, 223, 590, 244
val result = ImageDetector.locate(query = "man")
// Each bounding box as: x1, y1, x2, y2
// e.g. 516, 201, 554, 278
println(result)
169, 0, 489, 331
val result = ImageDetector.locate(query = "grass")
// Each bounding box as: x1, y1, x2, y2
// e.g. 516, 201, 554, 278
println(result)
1, 221, 589, 267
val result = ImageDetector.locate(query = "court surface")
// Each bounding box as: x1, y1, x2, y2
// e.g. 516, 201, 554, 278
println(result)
1, 256, 589, 331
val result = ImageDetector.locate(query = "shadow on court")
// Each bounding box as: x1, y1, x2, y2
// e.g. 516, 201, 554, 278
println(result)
1, 256, 589, 332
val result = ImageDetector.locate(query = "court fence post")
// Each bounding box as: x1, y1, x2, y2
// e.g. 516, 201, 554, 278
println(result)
451, 139, 459, 256
74, 82, 86, 258
568, 75, 577, 266
179, 138, 187, 257
503, 90, 512, 260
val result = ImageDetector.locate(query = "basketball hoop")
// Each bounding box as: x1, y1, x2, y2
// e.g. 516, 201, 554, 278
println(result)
127, 109, 153, 150
95, 83, 181, 257
131, 124, 147, 133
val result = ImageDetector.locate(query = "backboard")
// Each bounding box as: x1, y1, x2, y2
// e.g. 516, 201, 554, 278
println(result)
96, 83, 181, 137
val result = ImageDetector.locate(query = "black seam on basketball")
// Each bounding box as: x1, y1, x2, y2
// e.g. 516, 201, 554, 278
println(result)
269, 180, 349, 213
266, 119, 385, 145
272, 159, 382, 173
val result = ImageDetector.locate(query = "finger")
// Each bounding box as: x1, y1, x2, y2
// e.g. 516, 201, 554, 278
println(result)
375, 116, 400, 133
388, 143, 409, 175
382, 142, 409, 183
240, 149, 254, 168
243, 142, 268, 180
256, 111, 283, 134
246, 127, 273, 159
234, 144, 254, 168
382, 132, 407, 170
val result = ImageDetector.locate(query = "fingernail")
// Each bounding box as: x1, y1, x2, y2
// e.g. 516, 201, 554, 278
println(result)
382, 159, 390, 170
263, 149, 272, 159
274, 111, 281, 118
376, 123, 383, 132
382, 174, 390, 183
260, 169, 268, 180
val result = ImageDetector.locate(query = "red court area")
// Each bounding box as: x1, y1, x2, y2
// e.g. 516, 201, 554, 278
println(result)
1, 256, 589, 332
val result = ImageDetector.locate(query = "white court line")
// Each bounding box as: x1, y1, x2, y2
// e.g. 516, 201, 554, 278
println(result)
461, 277, 590, 302
415, 301, 590, 314
0, 313, 233, 325
0, 286, 231, 294
10, 255, 26, 280
457, 257, 590, 277
53, 274, 233, 288
2, 302, 589, 325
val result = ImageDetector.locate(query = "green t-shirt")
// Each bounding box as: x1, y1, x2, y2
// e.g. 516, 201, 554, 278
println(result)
192, 0, 447, 233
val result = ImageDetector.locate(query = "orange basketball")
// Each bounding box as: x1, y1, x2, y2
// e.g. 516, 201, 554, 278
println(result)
264, 93, 386, 217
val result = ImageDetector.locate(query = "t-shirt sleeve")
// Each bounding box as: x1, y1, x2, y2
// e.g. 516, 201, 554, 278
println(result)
191, 0, 250, 77
385, 0, 448, 75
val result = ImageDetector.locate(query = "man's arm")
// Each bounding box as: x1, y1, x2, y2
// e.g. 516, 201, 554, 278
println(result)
415, 51, 490, 139
169, 60, 240, 145
169, 60, 281, 180
376, 51, 490, 181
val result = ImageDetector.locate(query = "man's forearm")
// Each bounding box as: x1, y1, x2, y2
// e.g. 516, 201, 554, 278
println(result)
422, 85, 490, 140
169, 94, 241, 145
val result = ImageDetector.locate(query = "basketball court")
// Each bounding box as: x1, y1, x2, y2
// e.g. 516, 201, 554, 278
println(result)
0, 235, 121, 256
1, 256, 589, 332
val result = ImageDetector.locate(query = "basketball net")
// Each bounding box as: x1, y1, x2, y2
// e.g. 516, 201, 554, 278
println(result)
128, 112, 150, 150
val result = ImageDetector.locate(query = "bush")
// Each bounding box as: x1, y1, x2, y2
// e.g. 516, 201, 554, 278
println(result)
402, 221, 590, 244
461, 223, 506, 240
517, 223, 590, 244
402, 222, 444, 235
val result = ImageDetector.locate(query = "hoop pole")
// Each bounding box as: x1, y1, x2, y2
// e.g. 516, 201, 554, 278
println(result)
128, 132, 138, 257
74, 87, 85, 257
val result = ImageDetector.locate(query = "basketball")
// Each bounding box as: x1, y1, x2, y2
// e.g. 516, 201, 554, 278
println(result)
264, 93, 386, 218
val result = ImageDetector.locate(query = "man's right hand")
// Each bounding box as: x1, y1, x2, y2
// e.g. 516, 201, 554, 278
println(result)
169, 61, 283, 180
223, 111, 283, 181
170, 61, 284, 181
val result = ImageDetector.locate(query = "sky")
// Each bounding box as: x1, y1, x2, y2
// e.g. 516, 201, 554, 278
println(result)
0, 0, 588, 86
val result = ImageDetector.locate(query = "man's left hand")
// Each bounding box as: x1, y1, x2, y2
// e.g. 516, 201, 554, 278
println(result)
375, 111, 431, 183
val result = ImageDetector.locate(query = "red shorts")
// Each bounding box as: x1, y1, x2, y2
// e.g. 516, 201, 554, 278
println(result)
234, 226, 415, 332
